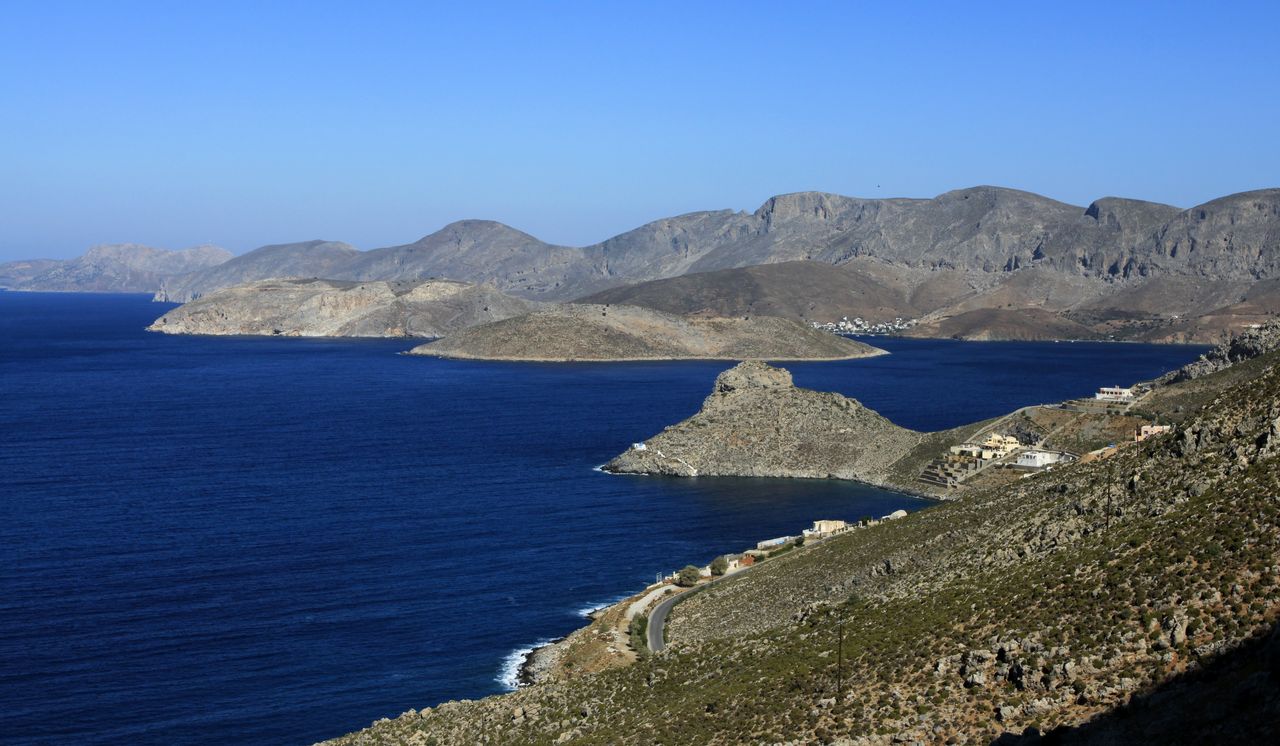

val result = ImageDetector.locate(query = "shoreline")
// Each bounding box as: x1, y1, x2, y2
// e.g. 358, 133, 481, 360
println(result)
406, 349, 889, 363
498, 498, 936, 693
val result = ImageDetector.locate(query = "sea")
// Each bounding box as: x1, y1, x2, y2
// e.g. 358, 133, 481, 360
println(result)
0, 292, 1207, 745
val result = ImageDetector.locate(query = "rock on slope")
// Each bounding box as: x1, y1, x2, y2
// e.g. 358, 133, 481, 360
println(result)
408, 305, 886, 361
605, 361, 922, 483
148, 278, 538, 338
1160, 318, 1280, 382
323, 335, 1280, 746
7, 244, 231, 293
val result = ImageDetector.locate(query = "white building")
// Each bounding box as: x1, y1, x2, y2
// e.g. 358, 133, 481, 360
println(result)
1095, 386, 1135, 402
1016, 449, 1068, 469
802, 519, 848, 538
756, 536, 794, 550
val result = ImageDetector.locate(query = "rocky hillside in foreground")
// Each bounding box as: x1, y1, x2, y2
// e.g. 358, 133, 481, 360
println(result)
147, 278, 538, 338
605, 361, 929, 486
323, 340, 1280, 745
409, 305, 885, 361
0, 244, 231, 293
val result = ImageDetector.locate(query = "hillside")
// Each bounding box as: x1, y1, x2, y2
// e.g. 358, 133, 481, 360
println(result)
147, 278, 538, 338
2, 244, 231, 293
605, 361, 924, 485
155, 240, 360, 302
323, 342, 1280, 745
579, 260, 920, 323
408, 305, 885, 361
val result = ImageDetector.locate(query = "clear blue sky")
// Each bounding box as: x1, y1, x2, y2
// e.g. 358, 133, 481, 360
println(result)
2, 1, 1277, 260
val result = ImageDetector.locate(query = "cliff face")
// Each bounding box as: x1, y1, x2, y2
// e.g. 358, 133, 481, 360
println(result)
409, 305, 885, 361
148, 278, 538, 338
605, 361, 922, 483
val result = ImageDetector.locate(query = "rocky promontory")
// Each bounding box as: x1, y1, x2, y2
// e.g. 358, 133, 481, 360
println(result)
148, 278, 538, 338
408, 304, 885, 361
604, 361, 924, 484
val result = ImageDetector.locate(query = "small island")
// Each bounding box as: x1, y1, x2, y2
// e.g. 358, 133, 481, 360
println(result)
407, 304, 886, 361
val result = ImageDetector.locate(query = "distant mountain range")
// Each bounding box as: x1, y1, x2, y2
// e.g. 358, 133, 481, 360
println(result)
0, 244, 232, 294
6, 186, 1278, 342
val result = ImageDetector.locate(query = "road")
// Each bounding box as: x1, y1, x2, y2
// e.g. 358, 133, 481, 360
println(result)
646, 565, 759, 653
646, 587, 682, 652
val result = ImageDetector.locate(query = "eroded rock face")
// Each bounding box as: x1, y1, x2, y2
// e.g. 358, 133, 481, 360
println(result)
605, 361, 922, 482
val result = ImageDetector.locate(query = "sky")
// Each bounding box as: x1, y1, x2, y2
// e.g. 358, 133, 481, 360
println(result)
1, 1, 1277, 260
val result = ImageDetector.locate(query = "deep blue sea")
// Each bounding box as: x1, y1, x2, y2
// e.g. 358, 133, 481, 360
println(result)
0, 293, 1206, 745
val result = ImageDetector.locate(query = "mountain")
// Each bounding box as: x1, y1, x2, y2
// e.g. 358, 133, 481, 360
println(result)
13, 185, 1277, 340
341, 221, 582, 296
579, 260, 920, 323
147, 278, 538, 338
323, 334, 1280, 745
408, 304, 886, 361
2, 244, 231, 293
0, 259, 62, 288
154, 240, 359, 302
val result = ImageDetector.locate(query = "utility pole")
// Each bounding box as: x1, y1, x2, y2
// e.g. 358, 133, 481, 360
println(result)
836, 612, 845, 709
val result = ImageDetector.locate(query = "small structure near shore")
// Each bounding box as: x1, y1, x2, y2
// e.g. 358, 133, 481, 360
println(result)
1015, 449, 1072, 470
1095, 385, 1135, 402
802, 519, 849, 539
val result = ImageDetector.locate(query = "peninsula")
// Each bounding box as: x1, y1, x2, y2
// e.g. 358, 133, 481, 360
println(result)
407, 304, 886, 361
147, 278, 538, 338
604, 361, 927, 486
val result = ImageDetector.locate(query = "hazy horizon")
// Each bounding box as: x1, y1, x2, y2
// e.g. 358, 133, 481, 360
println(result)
2, 0, 1278, 261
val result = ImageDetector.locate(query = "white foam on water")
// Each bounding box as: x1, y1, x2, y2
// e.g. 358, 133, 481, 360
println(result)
574, 593, 632, 618
497, 639, 558, 691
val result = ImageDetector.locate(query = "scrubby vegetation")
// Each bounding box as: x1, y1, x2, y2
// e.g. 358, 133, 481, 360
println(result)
325, 350, 1280, 746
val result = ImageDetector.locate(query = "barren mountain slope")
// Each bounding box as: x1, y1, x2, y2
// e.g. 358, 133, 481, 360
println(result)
409, 305, 885, 361
148, 278, 538, 338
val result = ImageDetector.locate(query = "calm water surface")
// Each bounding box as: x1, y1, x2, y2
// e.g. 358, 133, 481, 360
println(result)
0, 293, 1206, 744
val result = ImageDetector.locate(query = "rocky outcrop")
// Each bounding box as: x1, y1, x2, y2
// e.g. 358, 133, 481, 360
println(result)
148, 278, 538, 338
1161, 318, 1280, 382
5, 244, 231, 293
604, 361, 922, 483
409, 305, 885, 361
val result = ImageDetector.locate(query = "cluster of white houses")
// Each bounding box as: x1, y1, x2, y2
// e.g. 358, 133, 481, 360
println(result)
670, 512, 912, 583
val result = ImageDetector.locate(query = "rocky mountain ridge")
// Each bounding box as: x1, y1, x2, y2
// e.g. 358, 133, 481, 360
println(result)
147, 278, 538, 338
0, 243, 231, 293
12, 185, 1277, 342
